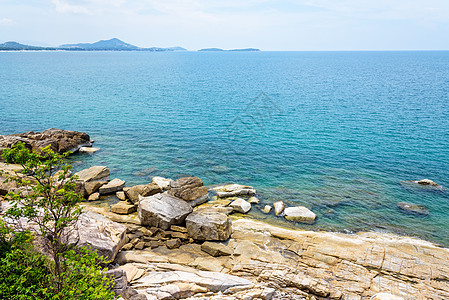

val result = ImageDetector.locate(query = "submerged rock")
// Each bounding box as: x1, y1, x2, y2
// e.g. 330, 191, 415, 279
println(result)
397, 202, 430, 216
186, 211, 232, 241
138, 193, 193, 230
417, 179, 440, 186
284, 206, 316, 224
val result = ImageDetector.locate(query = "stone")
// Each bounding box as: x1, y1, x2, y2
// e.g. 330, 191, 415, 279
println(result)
121, 243, 133, 251
397, 202, 429, 216
261, 205, 272, 214
75, 166, 110, 183
201, 241, 233, 257
214, 184, 257, 198
186, 211, 232, 241
371, 293, 404, 300
152, 176, 174, 190
0, 128, 91, 155
166, 238, 182, 249
118, 263, 139, 282
284, 206, 317, 224
417, 179, 439, 186
116, 191, 126, 200
230, 198, 252, 214
138, 193, 193, 230
171, 232, 189, 239
88, 192, 100, 201
125, 183, 162, 204
111, 202, 136, 215
105, 268, 127, 296
134, 242, 145, 250
168, 176, 209, 203
79, 146, 100, 153
273, 201, 285, 216
68, 211, 127, 261
170, 225, 188, 233
248, 196, 259, 204
115, 251, 149, 265
84, 181, 105, 195
99, 178, 125, 195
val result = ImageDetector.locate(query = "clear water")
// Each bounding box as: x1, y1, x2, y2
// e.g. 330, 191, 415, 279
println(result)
1, 51, 449, 245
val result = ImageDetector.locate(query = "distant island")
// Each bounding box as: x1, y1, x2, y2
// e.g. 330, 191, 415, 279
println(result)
0, 38, 187, 52
198, 48, 260, 52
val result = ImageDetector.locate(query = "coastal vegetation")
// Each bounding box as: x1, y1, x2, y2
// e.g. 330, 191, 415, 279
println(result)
0, 143, 114, 299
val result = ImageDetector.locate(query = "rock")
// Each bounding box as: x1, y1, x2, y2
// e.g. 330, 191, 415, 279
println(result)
230, 198, 252, 214
111, 202, 137, 215
116, 191, 126, 200
125, 183, 162, 204
201, 241, 233, 257
166, 238, 182, 249
170, 225, 188, 233
0, 128, 91, 156
152, 176, 173, 190
417, 179, 439, 186
371, 293, 404, 300
134, 242, 145, 250
138, 193, 193, 230
273, 201, 285, 216
105, 268, 127, 296
84, 181, 105, 195
99, 178, 125, 195
115, 251, 149, 265
88, 192, 100, 201
69, 211, 127, 261
214, 184, 256, 198
136, 270, 253, 293
248, 196, 259, 204
168, 176, 209, 203
79, 146, 100, 153
186, 211, 232, 241
284, 206, 317, 224
121, 243, 133, 251
75, 166, 110, 183
397, 202, 430, 216
261, 205, 272, 214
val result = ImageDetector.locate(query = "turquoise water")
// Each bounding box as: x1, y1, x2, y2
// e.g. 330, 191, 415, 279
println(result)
1, 51, 449, 245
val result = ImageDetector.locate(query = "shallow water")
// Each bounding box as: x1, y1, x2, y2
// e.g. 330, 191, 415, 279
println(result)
1, 51, 448, 245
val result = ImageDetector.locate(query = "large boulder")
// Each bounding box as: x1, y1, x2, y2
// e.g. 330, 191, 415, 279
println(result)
229, 198, 251, 213
397, 202, 430, 216
284, 206, 316, 224
75, 166, 110, 183
69, 211, 127, 261
99, 178, 125, 195
124, 183, 162, 204
168, 177, 209, 205
186, 211, 232, 241
138, 193, 193, 230
0, 128, 91, 155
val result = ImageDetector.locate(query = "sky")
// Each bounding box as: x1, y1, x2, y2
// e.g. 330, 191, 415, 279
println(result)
0, 0, 449, 50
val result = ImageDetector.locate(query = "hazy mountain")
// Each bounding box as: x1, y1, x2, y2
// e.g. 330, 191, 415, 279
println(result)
198, 48, 225, 51
60, 38, 139, 50
198, 48, 260, 52
0, 41, 55, 50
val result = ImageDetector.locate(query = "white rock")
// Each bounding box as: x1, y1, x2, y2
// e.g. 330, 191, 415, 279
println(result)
284, 206, 316, 224
273, 201, 285, 216
230, 198, 251, 214
248, 196, 259, 204
261, 205, 272, 214
79, 146, 100, 153
152, 176, 174, 190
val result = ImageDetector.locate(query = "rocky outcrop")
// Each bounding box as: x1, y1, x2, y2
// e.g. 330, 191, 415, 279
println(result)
69, 210, 127, 261
138, 193, 193, 230
284, 206, 316, 224
0, 128, 92, 158
124, 183, 162, 204
168, 177, 209, 206
397, 202, 430, 216
186, 210, 232, 241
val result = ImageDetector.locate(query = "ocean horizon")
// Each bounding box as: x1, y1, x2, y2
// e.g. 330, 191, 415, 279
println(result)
1, 50, 448, 246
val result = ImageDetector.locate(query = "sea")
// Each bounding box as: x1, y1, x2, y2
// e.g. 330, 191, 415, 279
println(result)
1, 50, 448, 245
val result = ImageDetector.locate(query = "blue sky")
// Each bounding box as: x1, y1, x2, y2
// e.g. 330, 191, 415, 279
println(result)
0, 0, 448, 50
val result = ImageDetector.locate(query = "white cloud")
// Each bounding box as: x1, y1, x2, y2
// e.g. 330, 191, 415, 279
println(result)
51, 0, 92, 14
0, 17, 13, 25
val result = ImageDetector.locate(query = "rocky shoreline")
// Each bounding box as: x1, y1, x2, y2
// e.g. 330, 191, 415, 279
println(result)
1, 129, 448, 300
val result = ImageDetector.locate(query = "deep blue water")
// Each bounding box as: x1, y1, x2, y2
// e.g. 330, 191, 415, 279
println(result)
1, 51, 449, 245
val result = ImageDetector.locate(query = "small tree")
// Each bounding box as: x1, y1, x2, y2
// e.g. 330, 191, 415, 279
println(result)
1, 142, 114, 299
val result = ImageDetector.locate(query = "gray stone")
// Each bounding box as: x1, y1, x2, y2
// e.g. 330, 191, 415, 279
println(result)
230, 198, 251, 213
99, 178, 125, 195
186, 211, 232, 241
138, 193, 193, 230
166, 238, 182, 249
284, 206, 316, 224
168, 176, 209, 203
